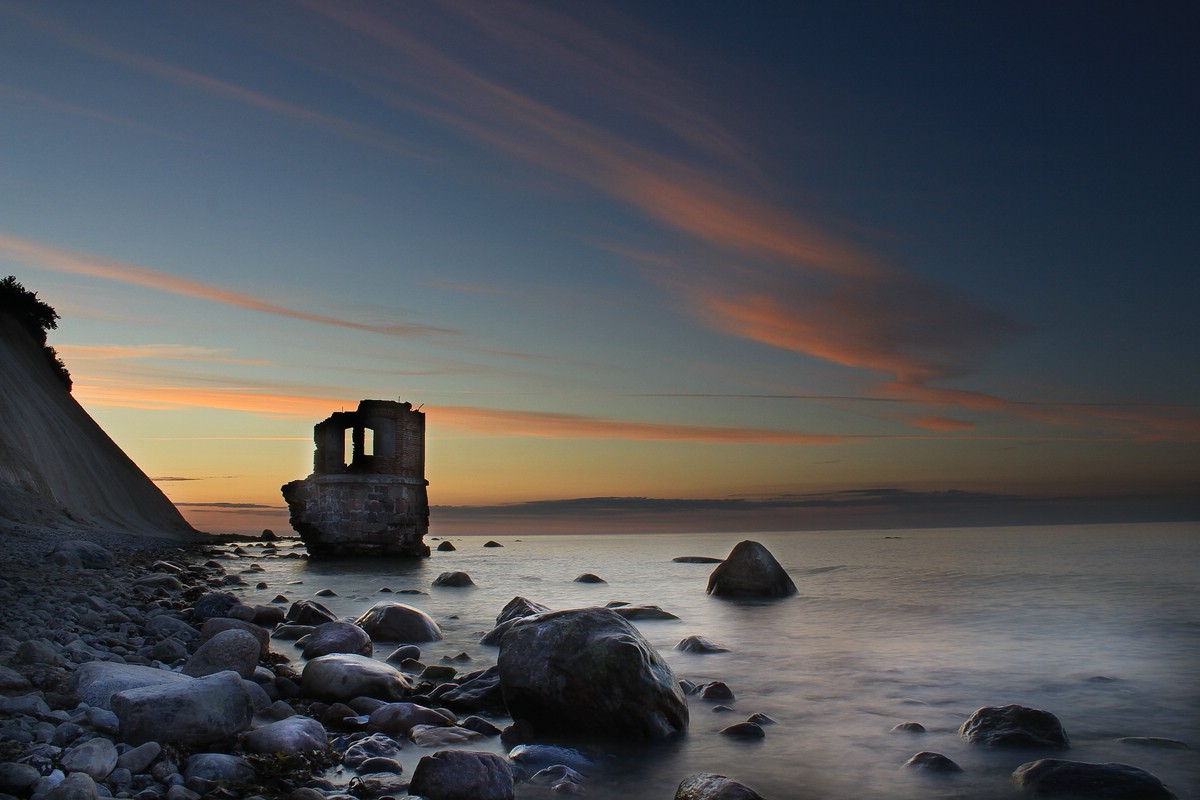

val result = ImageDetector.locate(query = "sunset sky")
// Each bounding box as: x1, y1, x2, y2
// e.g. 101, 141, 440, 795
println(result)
2, 1, 1197, 534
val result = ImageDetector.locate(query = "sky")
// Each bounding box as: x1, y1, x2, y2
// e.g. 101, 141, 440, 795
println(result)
2, 1, 1197, 535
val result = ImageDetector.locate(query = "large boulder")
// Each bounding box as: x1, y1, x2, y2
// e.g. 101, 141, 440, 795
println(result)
199, 618, 271, 660
72, 662, 193, 710
286, 599, 337, 626
111, 670, 254, 746
300, 653, 414, 702
481, 597, 551, 646
706, 540, 796, 597
183, 753, 255, 786
302, 621, 374, 659
355, 602, 442, 643
674, 773, 765, 799
183, 629, 261, 678
409, 749, 514, 800
1012, 759, 1177, 799
960, 704, 1069, 747
49, 540, 116, 570
497, 607, 688, 741
60, 738, 118, 781
369, 702, 452, 735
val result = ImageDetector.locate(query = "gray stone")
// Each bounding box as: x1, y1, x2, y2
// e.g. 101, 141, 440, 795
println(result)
144, 616, 200, 641
607, 603, 680, 621
300, 653, 413, 703
0, 693, 51, 716
14, 638, 63, 666
284, 600, 337, 627
675, 773, 764, 799
198, 618, 271, 660
409, 749, 513, 800
301, 622, 373, 659
73, 663, 194, 711
495, 597, 551, 627
676, 636, 729, 654
84, 707, 120, 736
61, 737, 118, 780
409, 724, 482, 747
902, 751, 962, 773
0, 663, 33, 692
183, 753, 255, 786
497, 607, 688, 741
706, 540, 796, 598
1012, 759, 1177, 798
384, 645, 421, 664
182, 629, 260, 679
354, 602, 442, 643
719, 721, 764, 740
242, 715, 327, 754
368, 702, 451, 735
49, 541, 116, 570
960, 704, 1069, 747
111, 670, 253, 746
432, 571, 474, 588
116, 741, 161, 774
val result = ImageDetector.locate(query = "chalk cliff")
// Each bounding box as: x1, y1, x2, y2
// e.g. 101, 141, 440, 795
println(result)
0, 314, 196, 538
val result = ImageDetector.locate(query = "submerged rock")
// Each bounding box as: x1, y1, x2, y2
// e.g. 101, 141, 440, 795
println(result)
436, 540, 456, 552
302, 621, 374, 659
676, 635, 729, 653
1012, 758, 1177, 798
497, 606, 688, 741
902, 751, 962, 773
432, 571, 475, 588
301, 653, 414, 702
706, 541, 797, 597
960, 704, 1069, 747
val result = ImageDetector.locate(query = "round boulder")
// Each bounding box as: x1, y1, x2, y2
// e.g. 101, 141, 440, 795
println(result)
497, 607, 688, 741
355, 602, 443, 643
302, 621, 374, 659
436, 541, 456, 552
183, 629, 261, 679
1012, 759, 1177, 799
706, 540, 796, 597
409, 749, 514, 800
960, 704, 1069, 747
301, 653, 414, 702
242, 715, 328, 754
676, 635, 729, 654
674, 773, 764, 800
286, 599, 337, 626
902, 751, 962, 773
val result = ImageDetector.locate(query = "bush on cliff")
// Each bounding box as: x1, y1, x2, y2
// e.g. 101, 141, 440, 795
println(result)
0, 275, 71, 390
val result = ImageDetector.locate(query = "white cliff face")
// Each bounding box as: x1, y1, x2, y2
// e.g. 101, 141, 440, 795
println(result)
0, 314, 196, 538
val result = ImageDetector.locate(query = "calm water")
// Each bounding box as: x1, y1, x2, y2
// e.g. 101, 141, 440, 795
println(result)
225, 522, 1200, 799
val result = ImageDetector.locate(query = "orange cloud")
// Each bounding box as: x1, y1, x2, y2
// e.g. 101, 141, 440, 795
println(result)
57, 343, 268, 365
0, 232, 454, 337
910, 415, 975, 432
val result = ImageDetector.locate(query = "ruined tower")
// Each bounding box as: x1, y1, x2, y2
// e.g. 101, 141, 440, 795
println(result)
281, 400, 430, 557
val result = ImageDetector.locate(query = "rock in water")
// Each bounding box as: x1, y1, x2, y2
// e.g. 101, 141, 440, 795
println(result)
674, 773, 765, 799
706, 541, 797, 597
1012, 759, 1177, 799
497, 607, 688, 741
959, 704, 1069, 747
301, 653, 414, 702
432, 571, 475, 587
242, 715, 328, 754
302, 621, 374, 659
902, 751, 962, 773
409, 749, 514, 800
355, 601, 443, 643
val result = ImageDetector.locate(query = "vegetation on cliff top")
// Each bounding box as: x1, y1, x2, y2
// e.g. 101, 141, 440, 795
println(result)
0, 275, 72, 390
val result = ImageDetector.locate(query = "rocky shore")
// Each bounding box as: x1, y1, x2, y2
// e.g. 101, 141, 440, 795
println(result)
0, 529, 1187, 800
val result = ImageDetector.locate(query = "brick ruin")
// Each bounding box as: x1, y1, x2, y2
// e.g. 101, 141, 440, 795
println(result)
281, 399, 430, 557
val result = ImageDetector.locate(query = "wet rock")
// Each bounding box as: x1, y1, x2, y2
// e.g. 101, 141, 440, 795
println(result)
354, 602, 442, 643
459, 715, 502, 737
676, 635, 729, 653
302, 621, 373, 659
606, 603, 680, 621
145, 615, 201, 641
432, 571, 474, 588
1117, 736, 1190, 749
673, 556, 723, 564
116, 741, 161, 774
242, 715, 327, 754
436, 540, 456, 552
960, 704, 1069, 747
300, 653, 414, 702
409, 749, 514, 800
0, 693, 51, 716
409, 724, 483, 747
574, 573, 605, 583
285, 600, 337, 627
44, 770, 99, 800
0, 761, 41, 795
430, 665, 505, 712
529, 764, 586, 794
1012, 758, 1177, 798
182, 629, 261, 679
368, 702, 452, 735
252, 605, 286, 626
483, 540, 504, 548
903, 751, 963, 773
111, 670, 254, 746
508, 744, 593, 773
191, 592, 241, 622
384, 644, 421, 664
343, 733, 404, 768
892, 721, 926, 733
746, 713, 775, 726
699, 681, 734, 701
706, 541, 797, 598
356, 756, 403, 774
497, 606, 688, 741
674, 772, 764, 800
720, 721, 765, 740
496, 597, 552, 627
61, 736, 118, 780
183, 753, 255, 786
271, 624, 314, 641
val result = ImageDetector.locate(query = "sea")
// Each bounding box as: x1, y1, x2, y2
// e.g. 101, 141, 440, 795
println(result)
223, 522, 1199, 799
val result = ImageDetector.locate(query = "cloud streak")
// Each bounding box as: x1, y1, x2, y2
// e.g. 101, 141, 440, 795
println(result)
0, 232, 455, 337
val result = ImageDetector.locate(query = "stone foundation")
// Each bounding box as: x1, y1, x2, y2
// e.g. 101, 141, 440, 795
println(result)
281, 474, 430, 558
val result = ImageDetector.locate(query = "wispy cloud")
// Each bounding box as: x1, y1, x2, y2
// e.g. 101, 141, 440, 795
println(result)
0, 232, 455, 337
57, 343, 268, 365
